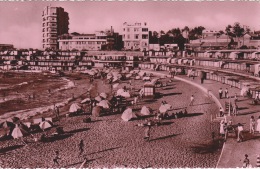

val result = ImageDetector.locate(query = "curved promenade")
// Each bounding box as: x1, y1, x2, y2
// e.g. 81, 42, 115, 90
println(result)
142, 69, 260, 168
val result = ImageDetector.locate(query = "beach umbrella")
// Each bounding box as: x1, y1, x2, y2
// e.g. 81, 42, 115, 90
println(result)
116, 88, 124, 96
140, 106, 151, 116
81, 98, 91, 104
112, 77, 119, 83
95, 96, 102, 102
100, 92, 107, 99
121, 108, 136, 122
159, 104, 172, 113
112, 83, 119, 89
121, 92, 131, 98
69, 103, 81, 113
97, 100, 110, 109
126, 74, 132, 78
39, 121, 52, 130
11, 117, 20, 124
0, 121, 15, 129
11, 124, 28, 139
135, 76, 141, 80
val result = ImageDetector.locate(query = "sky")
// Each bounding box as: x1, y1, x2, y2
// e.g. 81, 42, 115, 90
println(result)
0, 1, 260, 49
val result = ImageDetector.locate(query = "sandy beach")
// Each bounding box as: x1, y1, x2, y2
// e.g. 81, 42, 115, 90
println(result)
0, 70, 221, 168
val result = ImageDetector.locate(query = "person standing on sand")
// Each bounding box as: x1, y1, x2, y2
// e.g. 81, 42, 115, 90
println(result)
250, 116, 255, 134
78, 140, 85, 156
189, 95, 195, 106
243, 154, 250, 168
53, 150, 61, 166
144, 121, 152, 141
237, 123, 244, 142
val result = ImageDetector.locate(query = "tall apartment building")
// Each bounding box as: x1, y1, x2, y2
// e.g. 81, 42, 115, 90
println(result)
42, 6, 69, 50
122, 22, 149, 51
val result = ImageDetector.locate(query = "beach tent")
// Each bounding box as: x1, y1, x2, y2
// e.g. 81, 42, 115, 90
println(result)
81, 98, 91, 104
121, 108, 136, 121
113, 83, 119, 89
39, 121, 52, 130
112, 77, 119, 83
97, 100, 110, 109
126, 74, 132, 78
138, 72, 145, 77
95, 96, 102, 102
159, 104, 172, 113
135, 76, 141, 80
100, 93, 107, 99
140, 106, 151, 116
130, 70, 135, 74
69, 103, 81, 113
0, 120, 15, 129
116, 88, 125, 96
120, 91, 131, 98
92, 106, 102, 117
11, 124, 28, 139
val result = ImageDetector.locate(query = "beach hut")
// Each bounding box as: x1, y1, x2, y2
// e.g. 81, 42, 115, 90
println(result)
143, 79, 157, 97
121, 108, 136, 121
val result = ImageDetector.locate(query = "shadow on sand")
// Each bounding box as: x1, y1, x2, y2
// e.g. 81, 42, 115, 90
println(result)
0, 145, 25, 155
191, 140, 221, 154
67, 128, 90, 134
149, 133, 182, 142
88, 146, 122, 155
64, 157, 103, 168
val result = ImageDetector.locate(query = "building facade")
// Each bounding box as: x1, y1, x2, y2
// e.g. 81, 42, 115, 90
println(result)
122, 22, 149, 51
58, 32, 107, 51
42, 6, 69, 50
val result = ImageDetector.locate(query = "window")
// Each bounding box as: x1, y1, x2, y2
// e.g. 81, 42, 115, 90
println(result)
134, 28, 139, 32
142, 34, 148, 39
142, 28, 148, 32
135, 34, 139, 39
127, 28, 130, 32
127, 35, 130, 39
123, 28, 125, 31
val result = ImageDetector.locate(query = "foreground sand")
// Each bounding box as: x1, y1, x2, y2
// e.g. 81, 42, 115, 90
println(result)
0, 73, 221, 168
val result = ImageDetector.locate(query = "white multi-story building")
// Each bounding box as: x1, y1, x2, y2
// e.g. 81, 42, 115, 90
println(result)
58, 32, 107, 51
122, 22, 149, 51
42, 6, 69, 50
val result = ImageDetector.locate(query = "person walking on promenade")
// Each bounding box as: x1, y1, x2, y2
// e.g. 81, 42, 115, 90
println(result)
189, 95, 195, 106
219, 107, 224, 117
219, 120, 226, 139
219, 88, 223, 99
237, 123, 244, 142
232, 102, 238, 116
243, 154, 250, 168
256, 116, 260, 133
78, 140, 85, 157
224, 88, 229, 98
53, 150, 61, 166
250, 116, 255, 134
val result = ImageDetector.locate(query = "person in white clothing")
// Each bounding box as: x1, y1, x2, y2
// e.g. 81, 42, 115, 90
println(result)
189, 95, 195, 106
256, 116, 260, 133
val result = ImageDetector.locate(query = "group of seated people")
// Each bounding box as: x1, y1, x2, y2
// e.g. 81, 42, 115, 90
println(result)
152, 109, 188, 125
